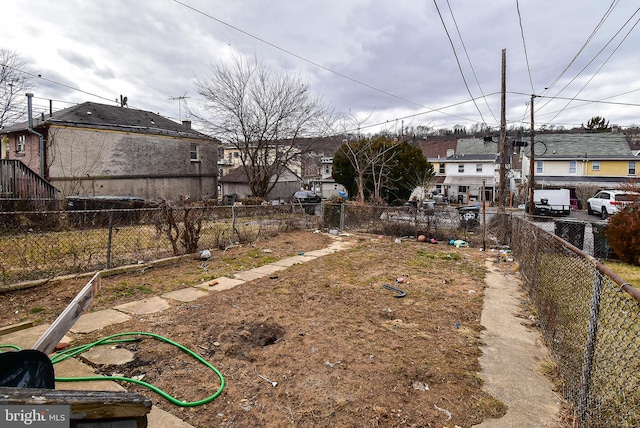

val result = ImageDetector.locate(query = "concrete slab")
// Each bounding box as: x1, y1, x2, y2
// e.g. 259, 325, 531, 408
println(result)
303, 248, 335, 257
82, 346, 135, 366
195, 277, 245, 292
70, 309, 131, 334
147, 407, 194, 428
473, 261, 561, 428
114, 296, 171, 315
162, 287, 210, 303
271, 255, 314, 267
54, 358, 126, 392
0, 324, 73, 351
251, 264, 288, 275
233, 270, 267, 281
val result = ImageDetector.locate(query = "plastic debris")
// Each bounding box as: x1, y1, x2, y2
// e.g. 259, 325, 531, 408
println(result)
258, 374, 277, 387
383, 283, 407, 298
199, 250, 211, 260
412, 380, 430, 391
453, 240, 468, 248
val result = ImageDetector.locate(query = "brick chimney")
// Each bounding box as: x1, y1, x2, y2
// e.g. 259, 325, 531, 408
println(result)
182, 120, 191, 129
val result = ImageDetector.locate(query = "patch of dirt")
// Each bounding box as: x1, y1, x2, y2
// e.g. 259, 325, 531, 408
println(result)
1, 231, 508, 427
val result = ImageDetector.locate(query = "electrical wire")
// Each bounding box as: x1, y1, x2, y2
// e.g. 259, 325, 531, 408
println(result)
539, 11, 640, 126
0, 62, 118, 106
172, 0, 433, 111
541, 0, 620, 98
433, 0, 489, 126
445, 0, 498, 125
353, 91, 501, 133
536, 5, 639, 120
515, 0, 535, 94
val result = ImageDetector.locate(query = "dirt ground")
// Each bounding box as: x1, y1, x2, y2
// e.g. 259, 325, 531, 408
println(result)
1, 230, 508, 427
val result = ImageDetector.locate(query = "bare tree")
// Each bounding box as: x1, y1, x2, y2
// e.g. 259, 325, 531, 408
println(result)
192, 56, 337, 198
0, 49, 35, 128
367, 141, 399, 203
575, 183, 601, 209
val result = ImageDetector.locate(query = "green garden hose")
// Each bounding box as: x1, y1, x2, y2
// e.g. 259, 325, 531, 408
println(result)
2, 332, 225, 407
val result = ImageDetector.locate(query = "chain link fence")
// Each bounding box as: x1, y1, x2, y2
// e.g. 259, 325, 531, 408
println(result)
322, 203, 513, 249
3, 201, 640, 426
511, 215, 640, 427
0, 204, 320, 286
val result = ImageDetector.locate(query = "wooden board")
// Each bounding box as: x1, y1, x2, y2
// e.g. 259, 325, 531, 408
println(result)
32, 272, 101, 354
0, 387, 151, 420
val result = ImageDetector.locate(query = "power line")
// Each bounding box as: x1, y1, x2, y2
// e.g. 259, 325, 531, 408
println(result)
515, 0, 535, 93
352, 92, 502, 133
510, 90, 640, 107
537, 4, 638, 117
539, 10, 640, 125
172, 0, 437, 112
541, 0, 620, 98
433, 0, 489, 126
445, 0, 498, 125
0, 62, 118, 105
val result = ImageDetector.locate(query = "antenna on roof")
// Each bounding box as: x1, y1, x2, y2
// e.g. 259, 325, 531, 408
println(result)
169, 92, 190, 121
119, 95, 128, 108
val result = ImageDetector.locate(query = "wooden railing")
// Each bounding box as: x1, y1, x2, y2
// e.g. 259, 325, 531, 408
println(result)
0, 159, 58, 200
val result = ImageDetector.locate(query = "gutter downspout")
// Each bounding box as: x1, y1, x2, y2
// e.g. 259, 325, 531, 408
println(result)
26, 93, 46, 178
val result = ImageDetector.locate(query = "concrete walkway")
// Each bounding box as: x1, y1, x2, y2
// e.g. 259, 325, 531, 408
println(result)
1, 237, 561, 427
473, 260, 562, 427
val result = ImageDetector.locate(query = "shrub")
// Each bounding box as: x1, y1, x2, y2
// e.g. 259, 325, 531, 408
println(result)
607, 205, 640, 265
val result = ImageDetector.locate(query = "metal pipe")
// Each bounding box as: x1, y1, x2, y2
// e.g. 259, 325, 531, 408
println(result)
25, 93, 46, 178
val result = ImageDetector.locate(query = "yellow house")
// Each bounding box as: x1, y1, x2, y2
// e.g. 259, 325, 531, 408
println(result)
522, 133, 638, 190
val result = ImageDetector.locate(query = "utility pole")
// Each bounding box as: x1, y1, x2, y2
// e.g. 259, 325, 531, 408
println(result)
498, 48, 507, 211
528, 94, 536, 215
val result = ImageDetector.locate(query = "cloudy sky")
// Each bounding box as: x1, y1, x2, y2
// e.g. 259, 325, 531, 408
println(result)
2, 0, 639, 134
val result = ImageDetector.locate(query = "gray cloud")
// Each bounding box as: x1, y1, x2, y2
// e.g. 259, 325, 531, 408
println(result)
1, 0, 639, 131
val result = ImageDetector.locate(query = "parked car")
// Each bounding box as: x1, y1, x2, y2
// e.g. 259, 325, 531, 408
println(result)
292, 190, 321, 203
586, 190, 640, 219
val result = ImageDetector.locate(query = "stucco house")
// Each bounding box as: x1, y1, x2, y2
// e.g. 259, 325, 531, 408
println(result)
0, 101, 219, 202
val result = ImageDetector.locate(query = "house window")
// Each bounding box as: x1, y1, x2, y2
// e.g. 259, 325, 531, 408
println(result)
536, 161, 544, 174
592, 161, 600, 171
324, 165, 331, 175
476, 164, 482, 172
569, 161, 577, 174
629, 161, 637, 176
458, 185, 467, 193
458, 164, 464, 173
16, 135, 26, 153
439, 163, 445, 174
190, 143, 200, 161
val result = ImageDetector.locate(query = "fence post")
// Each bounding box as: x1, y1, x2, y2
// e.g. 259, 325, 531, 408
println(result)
578, 267, 603, 427
339, 203, 345, 232
232, 204, 236, 243
106, 211, 114, 269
